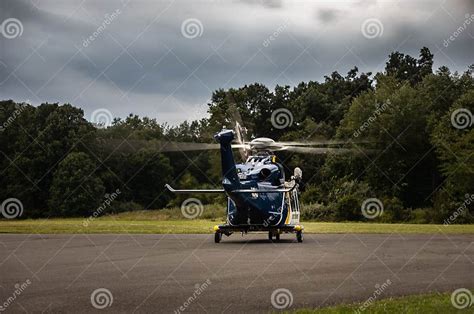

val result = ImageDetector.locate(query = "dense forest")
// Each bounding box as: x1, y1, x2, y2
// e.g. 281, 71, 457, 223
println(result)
1, 47, 472, 223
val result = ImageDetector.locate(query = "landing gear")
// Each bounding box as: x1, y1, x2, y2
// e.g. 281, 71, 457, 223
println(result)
296, 230, 303, 243
213, 225, 303, 243
214, 232, 222, 243
268, 231, 280, 242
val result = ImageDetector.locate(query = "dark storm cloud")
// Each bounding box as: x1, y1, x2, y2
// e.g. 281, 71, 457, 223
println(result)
0, 0, 472, 124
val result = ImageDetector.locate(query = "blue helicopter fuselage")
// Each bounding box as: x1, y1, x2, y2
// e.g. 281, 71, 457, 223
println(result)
214, 129, 296, 227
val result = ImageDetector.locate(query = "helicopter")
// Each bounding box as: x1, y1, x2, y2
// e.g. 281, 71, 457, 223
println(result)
163, 118, 370, 243
166, 127, 306, 243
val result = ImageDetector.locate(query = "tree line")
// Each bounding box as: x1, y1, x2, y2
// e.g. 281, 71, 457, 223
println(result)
0, 47, 472, 223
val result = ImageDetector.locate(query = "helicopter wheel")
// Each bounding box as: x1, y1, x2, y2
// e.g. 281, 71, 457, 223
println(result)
268, 231, 273, 242
275, 232, 280, 241
214, 232, 222, 243
296, 231, 303, 243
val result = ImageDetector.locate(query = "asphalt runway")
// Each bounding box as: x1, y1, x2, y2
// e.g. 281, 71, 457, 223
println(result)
0, 233, 472, 313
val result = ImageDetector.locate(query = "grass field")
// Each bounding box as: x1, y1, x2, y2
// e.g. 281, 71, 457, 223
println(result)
295, 291, 472, 313
0, 209, 473, 234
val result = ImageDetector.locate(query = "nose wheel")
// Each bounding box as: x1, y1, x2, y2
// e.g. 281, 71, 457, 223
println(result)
214, 232, 222, 243
296, 230, 303, 243
268, 231, 280, 242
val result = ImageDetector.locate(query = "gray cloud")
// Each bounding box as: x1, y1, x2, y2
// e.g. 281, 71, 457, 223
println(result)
238, 0, 283, 9
0, 0, 472, 124
317, 8, 340, 23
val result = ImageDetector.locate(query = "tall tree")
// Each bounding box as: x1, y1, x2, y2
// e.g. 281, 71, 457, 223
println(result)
49, 152, 105, 217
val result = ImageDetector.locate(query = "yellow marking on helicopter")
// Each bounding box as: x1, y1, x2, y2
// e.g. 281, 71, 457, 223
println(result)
285, 192, 292, 224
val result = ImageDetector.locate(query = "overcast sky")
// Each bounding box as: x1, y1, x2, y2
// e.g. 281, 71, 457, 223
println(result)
0, 0, 473, 124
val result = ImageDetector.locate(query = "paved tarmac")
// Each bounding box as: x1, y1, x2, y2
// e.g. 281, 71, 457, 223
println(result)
0, 233, 472, 313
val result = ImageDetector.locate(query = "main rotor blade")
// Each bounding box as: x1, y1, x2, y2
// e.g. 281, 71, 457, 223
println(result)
98, 138, 220, 153
97, 138, 250, 154
278, 146, 373, 155
277, 140, 372, 146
